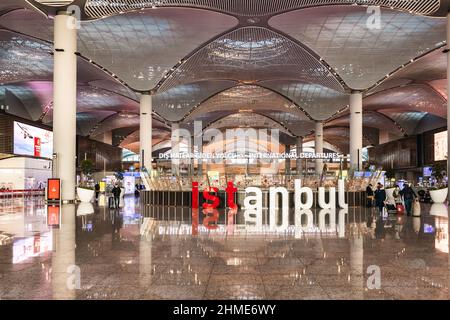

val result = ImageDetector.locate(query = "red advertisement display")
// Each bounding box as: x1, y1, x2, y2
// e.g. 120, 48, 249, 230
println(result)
47, 178, 61, 201
34, 137, 41, 157
47, 205, 60, 227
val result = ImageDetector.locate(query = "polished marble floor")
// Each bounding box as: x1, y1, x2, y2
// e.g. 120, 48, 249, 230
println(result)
0, 195, 449, 300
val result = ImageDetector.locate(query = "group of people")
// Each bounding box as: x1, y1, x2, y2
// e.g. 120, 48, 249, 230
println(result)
366, 182, 418, 216
94, 182, 122, 208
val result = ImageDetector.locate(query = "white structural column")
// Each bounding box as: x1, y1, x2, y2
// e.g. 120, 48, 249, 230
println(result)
447, 13, 450, 201
349, 91, 363, 170
53, 13, 77, 202
315, 121, 324, 175
52, 204, 76, 299
140, 93, 152, 173
296, 137, 303, 176
171, 123, 180, 175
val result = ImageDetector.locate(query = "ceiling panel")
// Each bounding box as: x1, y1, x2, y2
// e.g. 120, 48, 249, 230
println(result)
261, 80, 349, 120
364, 84, 446, 118
186, 84, 309, 120
269, 6, 446, 90
0, 30, 52, 84
377, 109, 429, 135
206, 112, 293, 136
326, 111, 405, 136
153, 80, 236, 121
1, 8, 239, 91
160, 26, 343, 92
369, 49, 446, 95
76, 110, 116, 136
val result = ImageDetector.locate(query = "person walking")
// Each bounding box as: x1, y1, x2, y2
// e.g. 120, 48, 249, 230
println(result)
111, 184, 121, 209
400, 183, 417, 216
366, 184, 374, 207
374, 183, 387, 214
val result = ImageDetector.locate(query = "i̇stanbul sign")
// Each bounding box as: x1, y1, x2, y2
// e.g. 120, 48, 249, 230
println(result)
192, 179, 348, 214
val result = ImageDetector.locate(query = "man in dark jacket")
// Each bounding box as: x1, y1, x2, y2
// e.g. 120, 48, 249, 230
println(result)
111, 184, 121, 209
374, 183, 386, 214
400, 183, 417, 216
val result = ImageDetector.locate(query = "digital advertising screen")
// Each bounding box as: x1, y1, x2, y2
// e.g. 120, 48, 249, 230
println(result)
47, 178, 60, 201
434, 130, 447, 161
13, 121, 53, 159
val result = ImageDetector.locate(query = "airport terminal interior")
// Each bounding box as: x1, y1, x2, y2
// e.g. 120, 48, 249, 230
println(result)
2, 0, 450, 300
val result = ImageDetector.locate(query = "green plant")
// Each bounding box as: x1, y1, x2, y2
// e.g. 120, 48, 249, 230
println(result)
80, 159, 94, 176
79, 159, 95, 187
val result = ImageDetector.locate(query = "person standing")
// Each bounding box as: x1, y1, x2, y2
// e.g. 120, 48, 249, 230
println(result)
111, 184, 121, 209
400, 183, 417, 216
366, 184, 374, 207
94, 182, 100, 201
374, 183, 387, 214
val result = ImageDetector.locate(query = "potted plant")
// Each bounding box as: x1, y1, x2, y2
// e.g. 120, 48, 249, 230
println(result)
77, 159, 95, 202
430, 162, 448, 203
429, 185, 448, 204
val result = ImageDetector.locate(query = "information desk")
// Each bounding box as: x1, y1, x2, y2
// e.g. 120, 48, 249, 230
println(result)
141, 190, 367, 208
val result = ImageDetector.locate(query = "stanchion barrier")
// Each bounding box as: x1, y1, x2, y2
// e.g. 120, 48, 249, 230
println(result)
0, 189, 45, 198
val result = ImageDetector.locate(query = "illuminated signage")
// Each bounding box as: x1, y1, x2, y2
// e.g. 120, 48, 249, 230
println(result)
47, 205, 60, 227
434, 131, 447, 161
13, 121, 53, 159
47, 178, 61, 202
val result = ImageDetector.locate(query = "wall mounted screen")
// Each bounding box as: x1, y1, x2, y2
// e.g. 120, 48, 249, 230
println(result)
13, 121, 53, 159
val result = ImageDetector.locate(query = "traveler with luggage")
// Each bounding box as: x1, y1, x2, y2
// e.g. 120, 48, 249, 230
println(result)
374, 183, 387, 214
400, 183, 417, 216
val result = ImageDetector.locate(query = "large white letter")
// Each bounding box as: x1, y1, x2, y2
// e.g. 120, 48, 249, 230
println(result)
338, 208, 348, 238
269, 187, 289, 228
338, 179, 348, 209
244, 187, 263, 229
318, 208, 336, 233
318, 187, 336, 209
295, 209, 313, 236
294, 179, 313, 210
269, 187, 289, 231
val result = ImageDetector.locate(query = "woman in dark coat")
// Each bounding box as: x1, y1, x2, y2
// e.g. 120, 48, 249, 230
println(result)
374, 183, 387, 214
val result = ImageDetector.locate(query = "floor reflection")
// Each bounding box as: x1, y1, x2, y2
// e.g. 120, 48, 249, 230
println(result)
0, 196, 449, 300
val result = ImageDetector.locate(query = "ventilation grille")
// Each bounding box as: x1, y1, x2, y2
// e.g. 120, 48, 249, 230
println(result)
85, 0, 441, 19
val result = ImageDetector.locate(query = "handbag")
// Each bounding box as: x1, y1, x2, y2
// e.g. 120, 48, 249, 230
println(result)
412, 200, 421, 217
